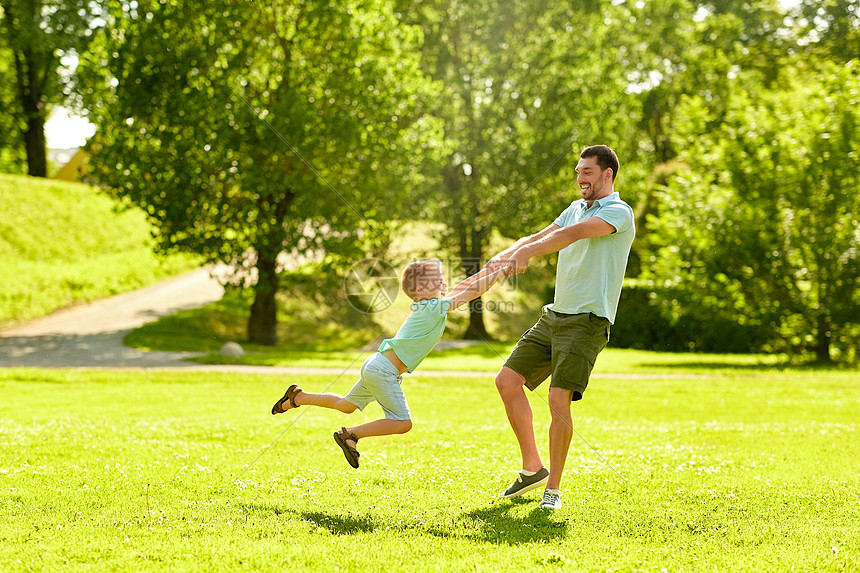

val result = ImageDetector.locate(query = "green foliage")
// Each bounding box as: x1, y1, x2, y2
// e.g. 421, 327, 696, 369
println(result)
647, 61, 860, 362
0, 44, 24, 172
0, 174, 197, 325
398, 0, 647, 336
0, 0, 99, 175
612, 283, 775, 353
78, 0, 443, 343
797, 0, 860, 62
408, 0, 624, 237
1, 367, 858, 571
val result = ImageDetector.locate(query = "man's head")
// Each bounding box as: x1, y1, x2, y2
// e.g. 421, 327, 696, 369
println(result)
401, 259, 448, 301
576, 145, 619, 204
580, 145, 619, 181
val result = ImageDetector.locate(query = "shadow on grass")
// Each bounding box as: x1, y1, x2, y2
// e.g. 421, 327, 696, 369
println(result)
245, 498, 568, 542
245, 504, 381, 534
298, 510, 379, 534
459, 497, 569, 544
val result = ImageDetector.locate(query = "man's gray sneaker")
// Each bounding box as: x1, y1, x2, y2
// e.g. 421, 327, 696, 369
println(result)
498, 466, 549, 499
539, 489, 562, 510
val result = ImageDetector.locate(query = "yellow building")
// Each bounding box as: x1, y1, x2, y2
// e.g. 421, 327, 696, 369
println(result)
52, 148, 89, 181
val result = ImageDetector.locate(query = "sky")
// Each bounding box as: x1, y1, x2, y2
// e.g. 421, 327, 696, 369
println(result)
45, 106, 96, 149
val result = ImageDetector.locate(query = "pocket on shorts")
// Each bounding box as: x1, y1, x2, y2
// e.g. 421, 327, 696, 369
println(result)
590, 315, 610, 355
562, 315, 608, 363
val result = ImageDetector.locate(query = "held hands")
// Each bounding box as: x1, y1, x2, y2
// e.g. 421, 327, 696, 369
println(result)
506, 249, 531, 275
484, 250, 530, 276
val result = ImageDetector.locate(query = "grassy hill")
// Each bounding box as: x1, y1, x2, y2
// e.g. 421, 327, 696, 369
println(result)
0, 174, 198, 327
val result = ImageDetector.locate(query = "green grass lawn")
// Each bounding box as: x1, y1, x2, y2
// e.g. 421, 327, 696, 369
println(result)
1, 366, 857, 572
0, 174, 198, 327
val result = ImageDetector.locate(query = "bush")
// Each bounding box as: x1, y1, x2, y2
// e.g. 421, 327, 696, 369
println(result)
611, 284, 772, 354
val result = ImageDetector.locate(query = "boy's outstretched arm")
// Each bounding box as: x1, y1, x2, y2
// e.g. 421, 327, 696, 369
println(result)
445, 268, 505, 310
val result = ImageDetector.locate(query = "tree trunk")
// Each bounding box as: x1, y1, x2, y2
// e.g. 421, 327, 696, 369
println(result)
248, 250, 279, 345
464, 296, 490, 339
815, 314, 831, 363
14, 48, 49, 177
24, 114, 47, 177
461, 250, 489, 340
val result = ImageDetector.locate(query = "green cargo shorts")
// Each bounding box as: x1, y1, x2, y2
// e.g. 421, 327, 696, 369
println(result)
504, 305, 610, 401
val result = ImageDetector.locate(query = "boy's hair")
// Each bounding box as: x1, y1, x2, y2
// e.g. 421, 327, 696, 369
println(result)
581, 145, 620, 181
401, 259, 442, 300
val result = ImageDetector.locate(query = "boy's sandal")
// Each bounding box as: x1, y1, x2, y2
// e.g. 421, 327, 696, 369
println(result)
271, 384, 302, 415
333, 427, 360, 469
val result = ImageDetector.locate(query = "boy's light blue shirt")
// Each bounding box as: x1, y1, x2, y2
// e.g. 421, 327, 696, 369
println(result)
379, 298, 452, 373
551, 192, 635, 324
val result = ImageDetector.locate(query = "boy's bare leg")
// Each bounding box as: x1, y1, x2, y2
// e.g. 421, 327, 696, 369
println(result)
293, 391, 357, 414
349, 418, 412, 440
495, 367, 543, 472
335, 418, 412, 451
546, 387, 573, 490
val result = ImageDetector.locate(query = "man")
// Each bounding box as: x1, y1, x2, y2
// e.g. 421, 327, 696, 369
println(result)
489, 144, 635, 510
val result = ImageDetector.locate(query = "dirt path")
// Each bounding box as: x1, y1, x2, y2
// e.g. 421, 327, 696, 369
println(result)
0, 268, 224, 368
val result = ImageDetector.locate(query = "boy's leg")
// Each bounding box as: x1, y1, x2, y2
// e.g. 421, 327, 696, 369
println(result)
348, 418, 413, 441
332, 353, 412, 468
333, 418, 412, 469
293, 390, 358, 414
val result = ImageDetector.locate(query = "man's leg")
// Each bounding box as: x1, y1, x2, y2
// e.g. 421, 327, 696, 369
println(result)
495, 366, 543, 472
546, 386, 574, 490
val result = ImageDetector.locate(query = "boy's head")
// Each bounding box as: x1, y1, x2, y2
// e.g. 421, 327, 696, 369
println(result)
401, 259, 448, 301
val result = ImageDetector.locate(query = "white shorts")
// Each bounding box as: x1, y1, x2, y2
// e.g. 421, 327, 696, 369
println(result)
344, 352, 411, 421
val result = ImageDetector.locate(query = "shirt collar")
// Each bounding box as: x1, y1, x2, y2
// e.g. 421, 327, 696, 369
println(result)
580, 191, 619, 209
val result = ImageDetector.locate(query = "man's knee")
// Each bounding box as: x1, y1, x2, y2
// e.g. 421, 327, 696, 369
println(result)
547, 387, 573, 413
495, 367, 525, 397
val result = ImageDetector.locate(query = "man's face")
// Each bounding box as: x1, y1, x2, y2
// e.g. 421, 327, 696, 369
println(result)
575, 156, 611, 203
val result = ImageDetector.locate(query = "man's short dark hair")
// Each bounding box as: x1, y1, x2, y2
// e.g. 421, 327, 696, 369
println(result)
580, 145, 619, 181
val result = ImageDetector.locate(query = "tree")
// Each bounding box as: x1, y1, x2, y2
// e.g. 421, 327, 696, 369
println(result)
404, 0, 631, 338
78, 0, 441, 344
0, 0, 96, 176
654, 61, 859, 362
796, 0, 860, 62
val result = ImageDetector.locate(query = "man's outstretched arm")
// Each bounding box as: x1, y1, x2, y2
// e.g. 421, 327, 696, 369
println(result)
507, 217, 616, 274
485, 223, 559, 272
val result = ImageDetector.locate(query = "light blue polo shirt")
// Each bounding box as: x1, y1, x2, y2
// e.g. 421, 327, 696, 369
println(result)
379, 298, 451, 373
551, 192, 635, 324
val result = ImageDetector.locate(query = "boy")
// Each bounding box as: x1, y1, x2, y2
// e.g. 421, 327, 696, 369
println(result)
271, 259, 504, 468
